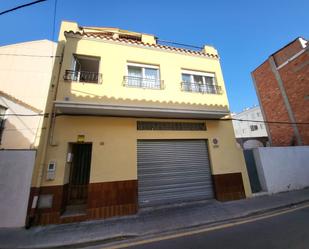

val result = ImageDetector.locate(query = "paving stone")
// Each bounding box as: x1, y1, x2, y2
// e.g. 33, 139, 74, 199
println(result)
0, 188, 309, 249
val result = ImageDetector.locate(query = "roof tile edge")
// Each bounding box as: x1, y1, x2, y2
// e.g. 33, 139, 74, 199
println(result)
64, 30, 219, 59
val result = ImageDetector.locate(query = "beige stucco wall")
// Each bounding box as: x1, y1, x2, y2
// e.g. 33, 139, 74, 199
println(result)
57, 35, 229, 110
0, 40, 57, 149
41, 116, 251, 197
0, 40, 57, 110
0, 96, 43, 149
31, 21, 251, 198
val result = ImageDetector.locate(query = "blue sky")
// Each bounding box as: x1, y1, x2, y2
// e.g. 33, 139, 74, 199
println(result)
1, 0, 308, 113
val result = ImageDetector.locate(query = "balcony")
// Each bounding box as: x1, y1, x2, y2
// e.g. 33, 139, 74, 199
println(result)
123, 76, 164, 90
181, 82, 222, 94
63, 70, 102, 84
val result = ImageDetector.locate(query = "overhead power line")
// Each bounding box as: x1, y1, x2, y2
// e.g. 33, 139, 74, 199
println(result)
0, 53, 60, 58
51, 0, 58, 42
0, 0, 47, 16
0, 113, 45, 117
1, 113, 309, 125
232, 118, 309, 125
4, 127, 42, 131
158, 39, 203, 50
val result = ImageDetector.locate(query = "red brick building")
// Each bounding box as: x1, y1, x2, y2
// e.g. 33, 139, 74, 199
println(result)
252, 37, 308, 146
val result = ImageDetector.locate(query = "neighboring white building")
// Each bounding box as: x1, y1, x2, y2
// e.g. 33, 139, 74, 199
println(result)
0, 40, 57, 149
0, 40, 57, 228
0, 91, 43, 149
232, 106, 268, 149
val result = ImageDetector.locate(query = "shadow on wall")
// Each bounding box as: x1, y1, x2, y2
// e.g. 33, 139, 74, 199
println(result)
25, 39, 77, 226
243, 139, 264, 149
1, 120, 32, 149
236, 137, 269, 150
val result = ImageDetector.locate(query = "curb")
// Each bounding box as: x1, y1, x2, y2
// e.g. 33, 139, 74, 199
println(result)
5, 199, 309, 249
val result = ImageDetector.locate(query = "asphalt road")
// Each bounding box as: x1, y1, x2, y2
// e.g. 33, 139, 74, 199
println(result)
121, 206, 309, 249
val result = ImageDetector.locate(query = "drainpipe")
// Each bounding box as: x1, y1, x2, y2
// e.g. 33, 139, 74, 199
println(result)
49, 108, 57, 146
26, 46, 64, 228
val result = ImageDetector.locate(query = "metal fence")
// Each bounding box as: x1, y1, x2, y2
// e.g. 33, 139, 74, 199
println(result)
123, 76, 164, 89
181, 82, 222, 94
64, 70, 102, 84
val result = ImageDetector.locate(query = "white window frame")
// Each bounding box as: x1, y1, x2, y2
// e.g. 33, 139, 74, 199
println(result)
181, 69, 217, 94
182, 69, 216, 78
126, 62, 161, 89
68, 54, 101, 83
71, 54, 101, 71
127, 62, 160, 78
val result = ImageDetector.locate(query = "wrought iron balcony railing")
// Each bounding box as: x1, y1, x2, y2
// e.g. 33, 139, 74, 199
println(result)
64, 70, 102, 84
123, 76, 164, 89
181, 82, 222, 94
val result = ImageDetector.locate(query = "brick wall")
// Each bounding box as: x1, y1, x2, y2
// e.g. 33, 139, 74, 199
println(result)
279, 50, 309, 145
273, 39, 303, 67
253, 61, 294, 146
252, 38, 309, 146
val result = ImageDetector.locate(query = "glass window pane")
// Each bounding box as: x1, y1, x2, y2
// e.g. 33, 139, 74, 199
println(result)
193, 75, 203, 84
204, 76, 214, 85
144, 68, 158, 79
73, 56, 80, 71
128, 66, 142, 87
204, 76, 216, 93
182, 74, 191, 82
144, 68, 159, 88
128, 66, 142, 77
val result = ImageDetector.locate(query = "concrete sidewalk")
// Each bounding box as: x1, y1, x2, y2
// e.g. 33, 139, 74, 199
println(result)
1, 188, 309, 249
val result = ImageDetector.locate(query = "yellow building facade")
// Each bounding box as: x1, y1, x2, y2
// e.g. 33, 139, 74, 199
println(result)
28, 21, 251, 225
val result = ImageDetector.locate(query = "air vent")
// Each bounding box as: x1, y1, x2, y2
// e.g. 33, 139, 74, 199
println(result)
119, 34, 142, 41
137, 121, 206, 131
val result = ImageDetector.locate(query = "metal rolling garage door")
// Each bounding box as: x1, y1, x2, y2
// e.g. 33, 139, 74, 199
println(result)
137, 139, 214, 207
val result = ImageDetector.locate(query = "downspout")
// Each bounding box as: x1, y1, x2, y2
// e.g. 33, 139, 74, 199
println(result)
27, 46, 64, 227
49, 107, 57, 146
30, 111, 44, 149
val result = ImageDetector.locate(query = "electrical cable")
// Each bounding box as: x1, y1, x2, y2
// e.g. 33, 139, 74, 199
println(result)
0, 0, 47, 16
0, 53, 60, 58
157, 39, 203, 50
51, 0, 58, 42
1, 113, 309, 125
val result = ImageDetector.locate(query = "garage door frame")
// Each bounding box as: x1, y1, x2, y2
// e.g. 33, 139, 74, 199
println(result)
137, 139, 214, 207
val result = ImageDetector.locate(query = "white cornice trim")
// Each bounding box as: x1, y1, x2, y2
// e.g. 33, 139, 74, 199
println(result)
54, 101, 229, 119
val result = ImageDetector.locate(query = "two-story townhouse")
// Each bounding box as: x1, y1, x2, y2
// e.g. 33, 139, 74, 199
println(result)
27, 21, 251, 225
